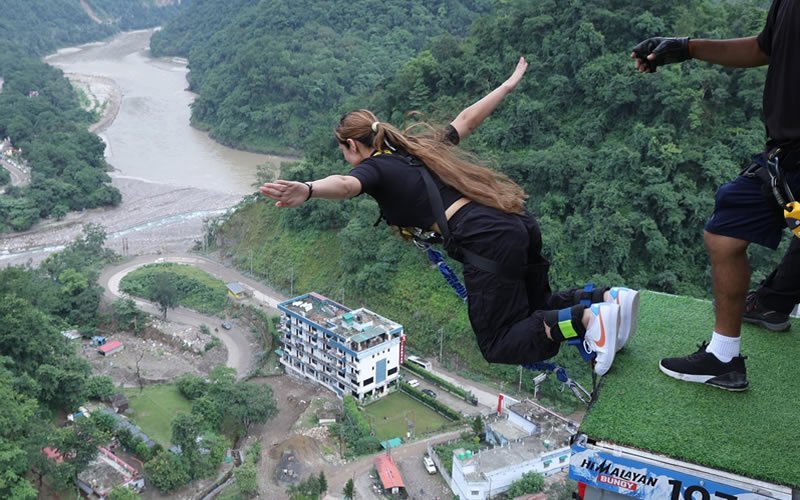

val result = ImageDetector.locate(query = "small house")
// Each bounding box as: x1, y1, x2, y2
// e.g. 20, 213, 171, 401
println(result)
98, 340, 123, 356
226, 282, 247, 299
375, 454, 405, 496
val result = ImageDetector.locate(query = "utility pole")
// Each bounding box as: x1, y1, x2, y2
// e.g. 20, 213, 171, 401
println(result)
439, 328, 444, 363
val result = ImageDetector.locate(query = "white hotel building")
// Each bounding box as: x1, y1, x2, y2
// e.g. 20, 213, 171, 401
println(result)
277, 292, 406, 401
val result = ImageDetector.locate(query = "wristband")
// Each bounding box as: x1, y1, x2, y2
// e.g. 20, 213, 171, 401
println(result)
304, 182, 313, 201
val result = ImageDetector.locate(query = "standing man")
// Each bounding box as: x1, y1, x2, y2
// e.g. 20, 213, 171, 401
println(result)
744, 238, 800, 332
632, 0, 800, 391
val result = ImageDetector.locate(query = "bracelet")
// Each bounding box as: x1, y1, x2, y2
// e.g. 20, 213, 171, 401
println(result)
304, 182, 313, 201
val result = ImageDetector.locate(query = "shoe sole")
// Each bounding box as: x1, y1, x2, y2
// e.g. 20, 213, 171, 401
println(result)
615, 290, 640, 352
589, 306, 619, 376
742, 316, 791, 332
659, 363, 749, 391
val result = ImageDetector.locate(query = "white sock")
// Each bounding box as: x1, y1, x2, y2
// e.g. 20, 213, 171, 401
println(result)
705, 332, 740, 362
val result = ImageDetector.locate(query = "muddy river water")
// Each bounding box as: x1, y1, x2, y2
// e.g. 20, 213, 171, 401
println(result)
1, 29, 290, 266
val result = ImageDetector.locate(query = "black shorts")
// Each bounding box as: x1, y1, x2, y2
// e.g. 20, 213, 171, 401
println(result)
705, 152, 800, 249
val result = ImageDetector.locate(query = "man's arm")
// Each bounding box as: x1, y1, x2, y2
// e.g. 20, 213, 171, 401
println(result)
632, 36, 768, 72
689, 37, 769, 68
449, 56, 528, 141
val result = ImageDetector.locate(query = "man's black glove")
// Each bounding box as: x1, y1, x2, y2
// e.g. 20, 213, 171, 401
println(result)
632, 37, 691, 71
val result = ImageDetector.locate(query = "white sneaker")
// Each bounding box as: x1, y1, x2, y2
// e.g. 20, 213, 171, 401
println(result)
608, 287, 640, 352
583, 303, 619, 376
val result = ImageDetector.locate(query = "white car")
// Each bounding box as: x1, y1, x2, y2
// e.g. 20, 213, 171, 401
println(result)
407, 379, 420, 388
423, 455, 437, 474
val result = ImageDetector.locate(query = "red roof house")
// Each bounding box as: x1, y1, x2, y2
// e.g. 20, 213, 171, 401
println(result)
98, 340, 123, 356
374, 454, 405, 494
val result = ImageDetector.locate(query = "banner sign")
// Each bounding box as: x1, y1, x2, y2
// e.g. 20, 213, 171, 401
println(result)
570, 442, 790, 500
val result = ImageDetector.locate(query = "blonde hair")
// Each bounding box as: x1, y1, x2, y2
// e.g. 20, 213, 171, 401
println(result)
335, 109, 527, 214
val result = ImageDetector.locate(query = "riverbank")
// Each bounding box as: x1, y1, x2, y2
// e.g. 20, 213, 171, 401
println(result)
0, 176, 245, 267
66, 72, 122, 134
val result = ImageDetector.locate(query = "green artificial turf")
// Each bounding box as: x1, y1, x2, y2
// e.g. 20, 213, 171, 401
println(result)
580, 291, 800, 488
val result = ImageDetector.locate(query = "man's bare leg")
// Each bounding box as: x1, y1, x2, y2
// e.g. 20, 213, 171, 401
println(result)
704, 230, 750, 338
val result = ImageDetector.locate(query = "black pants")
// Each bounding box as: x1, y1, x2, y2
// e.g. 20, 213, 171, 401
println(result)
447, 203, 586, 365
756, 236, 800, 313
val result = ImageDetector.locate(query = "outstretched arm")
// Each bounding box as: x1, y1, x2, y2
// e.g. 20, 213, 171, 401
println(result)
449, 56, 528, 141
259, 175, 361, 208
632, 36, 768, 73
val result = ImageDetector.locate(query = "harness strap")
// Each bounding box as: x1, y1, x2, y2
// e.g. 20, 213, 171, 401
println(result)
415, 161, 527, 280
744, 148, 800, 239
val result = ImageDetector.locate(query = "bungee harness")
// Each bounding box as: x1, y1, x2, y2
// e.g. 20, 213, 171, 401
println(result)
747, 147, 800, 237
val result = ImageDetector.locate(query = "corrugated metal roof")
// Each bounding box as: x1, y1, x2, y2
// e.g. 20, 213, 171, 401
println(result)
99, 340, 122, 353
375, 454, 405, 490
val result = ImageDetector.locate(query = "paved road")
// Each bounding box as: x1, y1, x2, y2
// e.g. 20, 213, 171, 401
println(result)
0, 156, 30, 187
321, 430, 463, 500
98, 253, 288, 379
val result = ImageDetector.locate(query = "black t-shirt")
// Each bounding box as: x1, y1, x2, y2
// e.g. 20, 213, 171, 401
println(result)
347, 126, 465, 228
757, 0, 800, 150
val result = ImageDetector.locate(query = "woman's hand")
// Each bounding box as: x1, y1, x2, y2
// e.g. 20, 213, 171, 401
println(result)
450, 56, 529, 141
259, 180, 310, 208
502, 56, 528, 91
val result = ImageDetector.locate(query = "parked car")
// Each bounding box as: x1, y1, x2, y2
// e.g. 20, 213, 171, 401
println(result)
221, 321, 233, 330
421, 389, 437, 398
407, 379, 420, 388
423, 455, 437, 474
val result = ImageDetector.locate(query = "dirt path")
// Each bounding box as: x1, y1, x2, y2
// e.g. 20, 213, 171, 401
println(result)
99, 253, 289, 379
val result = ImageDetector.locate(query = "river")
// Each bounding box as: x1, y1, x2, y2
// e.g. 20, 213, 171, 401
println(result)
47, 28, 280, 194
0, 29, 290, 266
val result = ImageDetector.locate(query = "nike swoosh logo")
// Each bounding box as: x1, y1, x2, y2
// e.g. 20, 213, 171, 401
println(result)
596, 310, 606, 347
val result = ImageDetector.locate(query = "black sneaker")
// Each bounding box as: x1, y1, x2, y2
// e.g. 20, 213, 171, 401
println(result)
742, 292, 791, 332
659, 342, 749, 391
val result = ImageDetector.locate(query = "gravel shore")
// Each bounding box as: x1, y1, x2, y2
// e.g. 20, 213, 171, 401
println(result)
0, 73, 251, 268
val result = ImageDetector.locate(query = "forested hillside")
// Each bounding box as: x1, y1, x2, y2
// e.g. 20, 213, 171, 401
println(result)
201, 0, 783, 386
150, 0, 492, 153
0, 0, 184, 56
0, 0, 185, 232
0, 227, 121, 499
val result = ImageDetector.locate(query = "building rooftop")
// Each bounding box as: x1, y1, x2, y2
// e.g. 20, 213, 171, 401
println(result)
280, 292, 402, 341
458, 400, 574, 480
375, 454, 405, 490
77, 447, 138, 496
98, 340, 122, 353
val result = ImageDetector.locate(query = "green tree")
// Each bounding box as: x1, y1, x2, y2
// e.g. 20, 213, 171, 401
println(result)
113, 298, 146, 332
176, 373, 208, 400
235, 462, 258, 497
318, 471, 327, 494
85, 375, 116, 400
507, 471, 545, 497
145, 449, 191, 493
0, 367, 38, 500
343, 478, 355, 500
151, 273, 178, 319
108, 485, 140, 500
171, 413, 203, 473
470, 415, 484, 438
206, 367, 277, 436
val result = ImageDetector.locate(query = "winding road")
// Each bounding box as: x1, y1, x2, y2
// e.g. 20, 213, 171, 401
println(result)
99, 253, 286, 379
